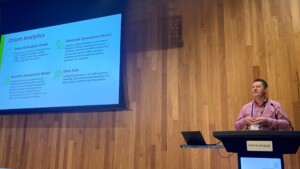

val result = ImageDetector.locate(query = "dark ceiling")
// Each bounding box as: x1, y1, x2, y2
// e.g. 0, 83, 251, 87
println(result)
0, 0, 126, 34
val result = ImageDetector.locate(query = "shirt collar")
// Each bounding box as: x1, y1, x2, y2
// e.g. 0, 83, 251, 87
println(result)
253, 98, 268, 107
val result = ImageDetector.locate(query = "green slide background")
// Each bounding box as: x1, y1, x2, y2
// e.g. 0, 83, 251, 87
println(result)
0, 35, 5, 71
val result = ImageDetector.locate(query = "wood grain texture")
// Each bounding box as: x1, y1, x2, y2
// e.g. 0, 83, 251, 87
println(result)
0, 0, 300, 169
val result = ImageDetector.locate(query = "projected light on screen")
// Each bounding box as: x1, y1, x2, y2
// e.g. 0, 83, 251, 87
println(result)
0, 14, 125, 113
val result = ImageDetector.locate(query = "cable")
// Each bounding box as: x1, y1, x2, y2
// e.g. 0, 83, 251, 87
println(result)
216, 148, 234, 158
207, 141, 221, 146
215, 142, 235, 158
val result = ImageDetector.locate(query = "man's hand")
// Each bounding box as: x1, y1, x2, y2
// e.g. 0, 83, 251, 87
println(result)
244, 116, 257, 125
253, 117, 269, 125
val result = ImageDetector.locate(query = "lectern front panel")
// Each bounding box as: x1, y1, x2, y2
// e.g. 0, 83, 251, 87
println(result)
238, 154, 284, 169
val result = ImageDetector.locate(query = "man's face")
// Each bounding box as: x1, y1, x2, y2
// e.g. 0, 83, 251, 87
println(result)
252, 81, 267, 98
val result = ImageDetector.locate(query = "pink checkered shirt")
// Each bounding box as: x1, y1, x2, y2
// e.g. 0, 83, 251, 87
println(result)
234, 99, 291, 130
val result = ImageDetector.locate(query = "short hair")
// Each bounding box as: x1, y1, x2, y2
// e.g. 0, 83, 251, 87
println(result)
253, 79, 268, 88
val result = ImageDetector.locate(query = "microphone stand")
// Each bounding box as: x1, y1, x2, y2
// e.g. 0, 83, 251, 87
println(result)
270, 103, 294, 131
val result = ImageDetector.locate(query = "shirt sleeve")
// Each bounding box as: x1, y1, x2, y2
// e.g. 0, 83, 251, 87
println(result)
268, 103, 291, 130
234, 105, 248, 130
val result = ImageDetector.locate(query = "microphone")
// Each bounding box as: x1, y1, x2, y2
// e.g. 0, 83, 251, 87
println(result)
270, 103, 294, 131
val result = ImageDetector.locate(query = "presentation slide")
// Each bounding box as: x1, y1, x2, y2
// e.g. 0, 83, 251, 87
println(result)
0, 14, 122, 111
240, 157, 282, 169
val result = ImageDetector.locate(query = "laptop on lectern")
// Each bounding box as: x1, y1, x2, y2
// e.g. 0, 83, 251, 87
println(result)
181, 131, 210, 146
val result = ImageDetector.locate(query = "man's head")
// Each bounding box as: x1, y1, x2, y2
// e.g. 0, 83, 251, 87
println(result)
252, 79, 268, 98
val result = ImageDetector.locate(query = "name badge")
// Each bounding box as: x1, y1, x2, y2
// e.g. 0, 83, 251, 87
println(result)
250, 124, 259, 130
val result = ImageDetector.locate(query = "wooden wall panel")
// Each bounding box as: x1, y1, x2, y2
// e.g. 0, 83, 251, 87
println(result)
0, 0, 300, 169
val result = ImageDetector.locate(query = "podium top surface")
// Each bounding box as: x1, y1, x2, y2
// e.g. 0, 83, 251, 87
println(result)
213, 130, 300, 139
213, 130, 300, 154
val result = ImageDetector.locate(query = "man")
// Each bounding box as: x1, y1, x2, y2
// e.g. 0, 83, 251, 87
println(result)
234, 79, 292, 130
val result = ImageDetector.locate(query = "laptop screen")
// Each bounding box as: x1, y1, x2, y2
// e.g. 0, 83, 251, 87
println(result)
181, 131, 207, 145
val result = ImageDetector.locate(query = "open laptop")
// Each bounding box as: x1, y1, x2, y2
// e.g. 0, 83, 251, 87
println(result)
181, 131, 217, 146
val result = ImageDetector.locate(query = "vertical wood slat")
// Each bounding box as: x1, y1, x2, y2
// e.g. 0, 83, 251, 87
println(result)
291, 0, 300, 32
0, 0, 299, 169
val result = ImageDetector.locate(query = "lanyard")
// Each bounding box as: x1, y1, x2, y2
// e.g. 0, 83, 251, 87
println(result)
251, 99, 268, 117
